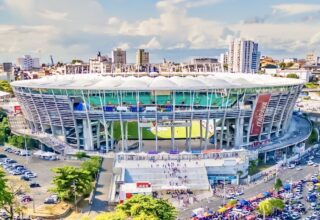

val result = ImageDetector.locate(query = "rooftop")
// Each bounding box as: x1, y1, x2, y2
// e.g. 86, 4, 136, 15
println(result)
11, 72, 304, 90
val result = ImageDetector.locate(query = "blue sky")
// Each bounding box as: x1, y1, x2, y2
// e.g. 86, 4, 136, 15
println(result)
0, 0, 320, 63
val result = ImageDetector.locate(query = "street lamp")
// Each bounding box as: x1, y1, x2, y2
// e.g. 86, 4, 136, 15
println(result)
72, 180, 77, 212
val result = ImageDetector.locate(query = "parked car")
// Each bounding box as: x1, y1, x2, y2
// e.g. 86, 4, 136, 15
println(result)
20, 195, 32, 203
20, 175, 30, 181
0, 154, 7, 158
29, 182, 40, 188
44, 195, 59, 204
308, 161, 314, 166
25, 172, 37, 178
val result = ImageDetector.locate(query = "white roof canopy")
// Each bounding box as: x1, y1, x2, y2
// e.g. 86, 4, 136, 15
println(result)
11, 72, 304, 91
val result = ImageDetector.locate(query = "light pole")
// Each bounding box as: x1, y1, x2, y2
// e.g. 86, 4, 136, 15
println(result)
72, 180, 77, 212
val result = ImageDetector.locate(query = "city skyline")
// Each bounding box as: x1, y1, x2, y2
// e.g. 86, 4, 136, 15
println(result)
0, 0, 320, 63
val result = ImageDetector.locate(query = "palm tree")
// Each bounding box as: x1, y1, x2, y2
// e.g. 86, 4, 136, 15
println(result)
258, 199, 272, 220
258, 198, 284, 220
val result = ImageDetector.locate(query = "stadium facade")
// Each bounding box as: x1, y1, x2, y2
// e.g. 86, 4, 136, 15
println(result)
11, 73, 304, 152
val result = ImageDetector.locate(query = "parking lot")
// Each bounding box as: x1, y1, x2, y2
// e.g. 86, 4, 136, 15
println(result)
0, 146, 82, 209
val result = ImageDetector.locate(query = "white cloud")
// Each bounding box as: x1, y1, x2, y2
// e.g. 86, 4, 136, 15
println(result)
108, 17, 120, 25
185, 0, 221, 8
167, 43, 186, 50
38, 9, 68, 21
272, 4, 320, 15
0, 0, 320, 62
115, 42, 130, 50
139, 37, 161, 49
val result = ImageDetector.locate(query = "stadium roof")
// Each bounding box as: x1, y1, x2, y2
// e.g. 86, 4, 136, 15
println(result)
11, 73, 304, 90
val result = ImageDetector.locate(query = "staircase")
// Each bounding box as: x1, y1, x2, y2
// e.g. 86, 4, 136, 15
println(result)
124, 166, 210, 191
7, 113, 73, 154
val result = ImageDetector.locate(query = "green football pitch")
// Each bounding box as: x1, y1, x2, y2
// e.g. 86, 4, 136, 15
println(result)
112, 121, 212, 140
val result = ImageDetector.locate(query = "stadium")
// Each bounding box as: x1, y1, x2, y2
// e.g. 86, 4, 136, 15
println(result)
10, 72, 305, 154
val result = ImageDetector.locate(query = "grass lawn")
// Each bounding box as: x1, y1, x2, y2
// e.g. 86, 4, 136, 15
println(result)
112, 121, 212, 140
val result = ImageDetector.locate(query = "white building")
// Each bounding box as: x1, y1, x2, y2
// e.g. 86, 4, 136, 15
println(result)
283, 58, 298, 63
136, 49, 149, 67
112, 48, 127, 67
89, 53, 112, 73
228, 39, 260, 73
264, 68, 313, 82
220, 52, 228, 72
16, 55, 40, 71
63, 63, 89, 74
306, 52, 319, 65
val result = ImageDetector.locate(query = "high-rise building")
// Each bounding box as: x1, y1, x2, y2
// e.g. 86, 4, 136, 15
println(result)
89, 52, 112, 73
16, 55, 40, 71
112, 48, 127, 67
228, 39, 260, 73
136, 49, 149, 67
306, 52, 319, 65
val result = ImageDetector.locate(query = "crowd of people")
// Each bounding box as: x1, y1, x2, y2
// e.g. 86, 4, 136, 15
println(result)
212, 185, 244, 198
163, 162, 189, 186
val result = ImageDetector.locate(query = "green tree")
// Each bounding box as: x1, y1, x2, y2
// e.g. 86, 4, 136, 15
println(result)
258, 199, 273, 219
227, 199, 237, 207
51, 166, 93, 201
258, 198, 284, 219
80, 156, 101, 179
279, 62, 286, 69
0, 170, 29, 219
308, 128, 318, 145
0, 169, 14, 216
286, 73, 299, 79
274, 178, 283, 193
223, 64, 228, 71
75, 151, 89, 160
0, 117, 10, 145
0, 80, 13, 94
286, 62, 294, 68
248, 159, 258, 175
116, 195, 177, 220
90, 210, 128, 220
269, 198, 285, 211
71, 59, 83, 64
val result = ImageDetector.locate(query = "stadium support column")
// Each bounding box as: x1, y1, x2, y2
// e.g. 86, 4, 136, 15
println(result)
185, 123, 188, 150
214, 119, 218, 149
171, 123, 175, 150
235, 117, 244, 147
111, 122, 114, 150
83, 119, 93, 151
155, 121, 158, 152
200, 120, 203, 148
204, 119, 209, 150
125, 121, 128, 151
120, 119, 124, 152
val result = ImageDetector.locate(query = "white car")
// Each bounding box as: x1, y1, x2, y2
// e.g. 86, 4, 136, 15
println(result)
288, 164, 295, 169
25, 172, 37, 178
295, 166, 302, 171
308, 161, 314, 166
313, 163, 318, 167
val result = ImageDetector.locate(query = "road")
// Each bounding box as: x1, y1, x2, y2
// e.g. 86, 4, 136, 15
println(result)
178, 157, 320, 219
89, 158, 114, 215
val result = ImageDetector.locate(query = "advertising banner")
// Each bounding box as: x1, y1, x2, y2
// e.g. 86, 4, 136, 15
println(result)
250, 94, 271, 136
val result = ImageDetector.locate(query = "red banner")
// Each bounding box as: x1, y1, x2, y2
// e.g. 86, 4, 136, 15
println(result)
250, 94, 271, 136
